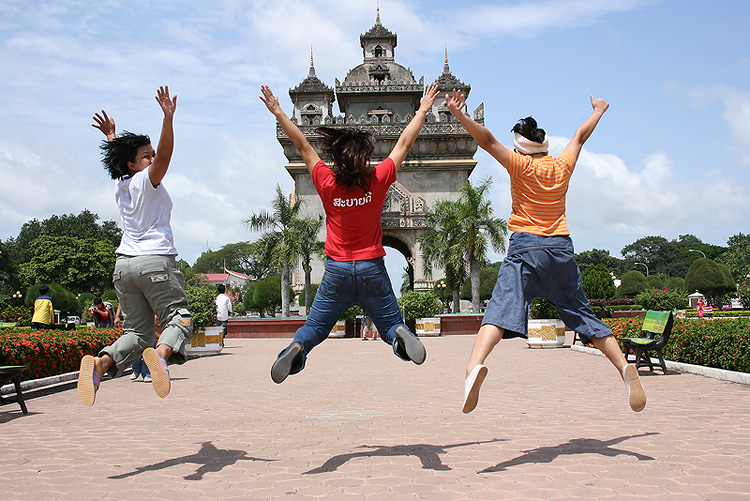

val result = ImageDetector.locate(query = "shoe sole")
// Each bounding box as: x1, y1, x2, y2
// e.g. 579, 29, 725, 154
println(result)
142, 348, 170, 399
395, 326, 426, 365
624, 365, 646, 412
271, 342, 303, 384
463, 365, 488, 414
77, 355, 97, 407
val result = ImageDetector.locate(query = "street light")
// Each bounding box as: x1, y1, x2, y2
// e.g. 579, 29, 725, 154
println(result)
12, 291, 22, 307
437, 282, 447, 312
688, 249, 707, 259
634, 262, 649, 276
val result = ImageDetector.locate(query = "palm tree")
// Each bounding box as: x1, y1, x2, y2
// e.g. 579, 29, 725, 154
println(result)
244, 185, 303, 317
421, 177, 507, 313
289, 215, 325, 314
420, 199, 467, 313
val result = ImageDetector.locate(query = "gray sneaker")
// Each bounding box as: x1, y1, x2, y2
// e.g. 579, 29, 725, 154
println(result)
394, 326, 426, 365
271, 342, 304, 384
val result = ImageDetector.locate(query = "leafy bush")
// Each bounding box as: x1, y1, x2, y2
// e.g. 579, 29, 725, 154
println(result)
398, 291, 443, 322
184, 284, 217, 331
619, 270, 648, 297
602, 317, 750, 373
460, 267, 498, 300
341, 305, 363, 321
25, 283, 78, 317
298, 284, 319, 308
634, 288, 688, 311
0, 327, 121, 380
581, 264, 616, 300
529, 298, 560, 319
0, 306, 32, 325
253, 275, 283, 317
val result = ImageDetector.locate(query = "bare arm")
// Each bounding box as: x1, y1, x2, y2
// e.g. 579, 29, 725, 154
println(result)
445, 89, 510, 167
149, 86, 177, 187
260, 85, 320, 175
563, 95, 609, 159
388, 83, 440, 171
91, 110, 116, 141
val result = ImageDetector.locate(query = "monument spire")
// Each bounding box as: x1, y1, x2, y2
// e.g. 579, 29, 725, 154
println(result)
309, 45, 315, 77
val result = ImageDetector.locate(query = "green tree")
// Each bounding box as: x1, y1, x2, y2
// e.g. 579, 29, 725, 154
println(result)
191, 241, 273, 279
422, 177, 506, 314
185, 284, 217, 331
253, 275, 283, 317
666, 277, 686, 292
419, 198, 468, 313
19, 236, 117, 293
7, 209, 121, 264
581, 264, 616, 300
460, 267, 498, 301
0, 240, 21, 308
289, 215, 325, 315
245, 185, 304, 317
397, 291, 443, 322
619, 270, 648, 297
25, 283, 78, 318
685, 258, 736, 305
646, 274, 666, 290
717, 233, 750, 282
575, 248, 625, 277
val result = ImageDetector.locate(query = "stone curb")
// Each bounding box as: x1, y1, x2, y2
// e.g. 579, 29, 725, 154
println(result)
1, 370, 79, 396
570, 344, 750, 385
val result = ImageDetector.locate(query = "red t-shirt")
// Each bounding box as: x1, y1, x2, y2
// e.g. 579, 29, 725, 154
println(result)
312, 157, 396, 261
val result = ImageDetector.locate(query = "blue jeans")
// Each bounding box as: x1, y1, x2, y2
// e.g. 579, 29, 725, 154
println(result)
131, 357, 151, 376
290, 257, 411, 372
216, 320, 228, 338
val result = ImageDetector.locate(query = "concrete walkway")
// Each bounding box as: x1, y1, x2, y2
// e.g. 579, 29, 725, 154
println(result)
1, 335, 749, 500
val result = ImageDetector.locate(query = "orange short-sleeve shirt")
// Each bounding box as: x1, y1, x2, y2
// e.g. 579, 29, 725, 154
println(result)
505, 150, 577, 236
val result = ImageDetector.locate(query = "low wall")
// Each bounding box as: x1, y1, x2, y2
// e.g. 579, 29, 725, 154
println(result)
438, 314, 483, 336
227, 318, 306, 339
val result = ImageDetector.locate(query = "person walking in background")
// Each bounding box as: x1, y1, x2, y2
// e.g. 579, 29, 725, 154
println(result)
31, 285, 54, 330
444, 90, 647, 414
215, 284, 232, 340
260, 83, 440, 384
77, 86, 193, 407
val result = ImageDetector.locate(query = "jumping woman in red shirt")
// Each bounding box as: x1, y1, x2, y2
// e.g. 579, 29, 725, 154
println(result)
260, 83, 440, 384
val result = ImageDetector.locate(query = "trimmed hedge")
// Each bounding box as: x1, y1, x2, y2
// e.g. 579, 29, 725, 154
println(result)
0, 327, 120, 381
603, 317, 750, 373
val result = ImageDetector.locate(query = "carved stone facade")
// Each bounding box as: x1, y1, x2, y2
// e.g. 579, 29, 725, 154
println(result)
278, 11, 482, 291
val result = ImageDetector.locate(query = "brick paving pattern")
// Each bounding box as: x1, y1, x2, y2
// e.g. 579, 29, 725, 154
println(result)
1, 335, 749, 500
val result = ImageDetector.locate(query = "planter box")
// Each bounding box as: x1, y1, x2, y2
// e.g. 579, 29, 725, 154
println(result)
226, 318, 306, 338
438, 314, 483, 336
329, 319, 346, 338
415, 317, 441, 336
527, 319, 565, 348
186, 326, 223, 358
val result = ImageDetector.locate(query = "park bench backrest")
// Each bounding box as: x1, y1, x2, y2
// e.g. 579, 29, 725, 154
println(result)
642, 310, 674, 343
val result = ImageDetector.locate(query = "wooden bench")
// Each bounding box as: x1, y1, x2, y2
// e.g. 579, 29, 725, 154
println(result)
0, 366, 29, 414
616, 311, 674, 373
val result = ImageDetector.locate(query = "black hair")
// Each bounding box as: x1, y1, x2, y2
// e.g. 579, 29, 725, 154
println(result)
317, 127, 376, 192
511, 116, 546, 144
39, 284, 49, 295
93, 297, 103, 305
217, 284, 226, 293
100, 131, 151, 179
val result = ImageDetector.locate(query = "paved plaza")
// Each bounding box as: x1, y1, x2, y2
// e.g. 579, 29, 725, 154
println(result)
1, 334, 749, 500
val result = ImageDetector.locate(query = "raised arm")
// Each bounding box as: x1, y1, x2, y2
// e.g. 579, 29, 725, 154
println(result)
260, 85, 320, 175
445, 89, 511, 168
148, 85, 177, 187
91, 110, 116, 141
388, 83, 440, 171
562, 95, 609, 159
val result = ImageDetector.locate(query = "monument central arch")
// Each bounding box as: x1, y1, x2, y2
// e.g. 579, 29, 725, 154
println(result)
276, 11, 484, 291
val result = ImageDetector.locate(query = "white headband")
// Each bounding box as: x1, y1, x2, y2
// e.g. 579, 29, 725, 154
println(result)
513, 132, 548, 155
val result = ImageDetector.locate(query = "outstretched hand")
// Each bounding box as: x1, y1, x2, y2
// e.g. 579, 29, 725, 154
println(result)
259, 85, 283, 116
156, 85, 177, 118
444, 89, 467, 115
91, 110, 116, 139
419, 83, 440, 113
591, 95, 609, 114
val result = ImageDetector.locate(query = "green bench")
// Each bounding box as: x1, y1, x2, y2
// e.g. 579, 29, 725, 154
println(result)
0, 366, 29, 414
616, 310, 673, 373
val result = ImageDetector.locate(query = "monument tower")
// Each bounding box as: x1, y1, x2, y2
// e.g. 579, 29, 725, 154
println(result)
277, 9, 484, 291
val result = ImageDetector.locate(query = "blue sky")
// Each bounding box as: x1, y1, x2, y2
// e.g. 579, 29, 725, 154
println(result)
1, 0, 748, 286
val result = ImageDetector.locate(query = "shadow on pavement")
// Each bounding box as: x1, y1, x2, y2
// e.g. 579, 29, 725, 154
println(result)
478, 432, 658, 473
304, 438, 506, 474
108, 441, 276, 480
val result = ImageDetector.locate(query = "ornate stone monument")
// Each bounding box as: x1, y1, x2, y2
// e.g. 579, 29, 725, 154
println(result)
277, 10, 483, 291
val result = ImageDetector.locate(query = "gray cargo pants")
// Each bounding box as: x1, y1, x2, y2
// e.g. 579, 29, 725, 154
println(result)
101, 254, 193, 377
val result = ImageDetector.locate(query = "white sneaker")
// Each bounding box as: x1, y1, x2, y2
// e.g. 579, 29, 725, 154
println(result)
622, 365, 646, 412
130, 372, 140, 381
463, 364, 488, 414
143, 374, 152, 383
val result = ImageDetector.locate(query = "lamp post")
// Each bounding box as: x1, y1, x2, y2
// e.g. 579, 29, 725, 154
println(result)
688, 249, 707, 259
12, 291, 22, 307
635, 262, 649, 276
437, 282, 447, 312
